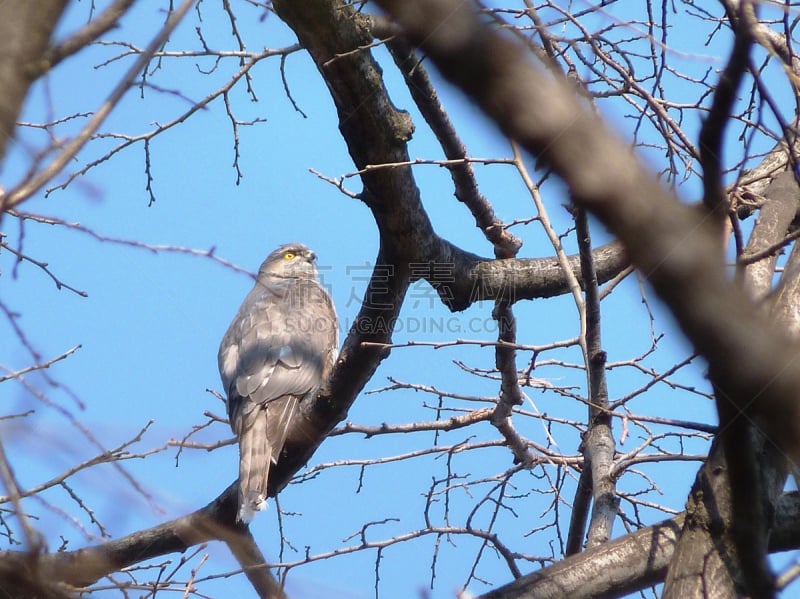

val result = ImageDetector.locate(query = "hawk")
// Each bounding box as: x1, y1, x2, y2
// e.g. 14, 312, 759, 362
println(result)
218, 243, 338, 523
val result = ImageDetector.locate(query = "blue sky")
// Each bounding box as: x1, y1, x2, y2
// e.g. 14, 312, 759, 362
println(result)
1, 2, 796, 598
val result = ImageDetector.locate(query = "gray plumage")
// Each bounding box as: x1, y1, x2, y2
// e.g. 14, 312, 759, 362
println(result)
218, 243, 338, 522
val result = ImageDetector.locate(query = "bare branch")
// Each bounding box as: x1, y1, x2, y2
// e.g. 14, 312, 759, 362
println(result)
480, 492, 800, 599
0, 345, 81, 384
698, 1, 755, 221
575, 206, 617, 551
382, 32, 522, 258
0, 0, 68, 165
41, 0, 136, 70
0, 0, 195, 211
0, 240, 88, 297
373, 0, 800, 475
8, 210, 257, 278
490, 300, 533, 466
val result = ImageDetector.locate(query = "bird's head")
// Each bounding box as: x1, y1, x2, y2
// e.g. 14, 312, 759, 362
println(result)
258, 243, 319, 280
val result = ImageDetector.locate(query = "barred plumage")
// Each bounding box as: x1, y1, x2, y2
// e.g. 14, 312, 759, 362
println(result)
218, 243, 338, 522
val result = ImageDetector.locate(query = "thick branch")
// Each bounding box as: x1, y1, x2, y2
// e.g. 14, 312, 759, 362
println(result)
265, 0, 421, 492
41, 0, 136, 70
0, 0, 67, 164
740, 170, 800, 300
9, 482, 800, 599
373, 0, 800, 477
694, 4, 779, 596
665, 170, 799, 598
265, 0, 629, 493
0, 483, 283, 598
662, 440, 741, 599
480, 492, 800, 599
734, 116, 800, 200
490, 300, 533, 466
431, 239, 628, 312
771, 241, 800, 338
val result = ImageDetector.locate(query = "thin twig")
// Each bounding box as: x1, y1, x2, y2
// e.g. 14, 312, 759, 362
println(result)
0, 345, 81, 383
0, 0, 196, 210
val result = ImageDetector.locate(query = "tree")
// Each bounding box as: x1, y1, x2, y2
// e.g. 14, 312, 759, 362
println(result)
1, 1, 800, 597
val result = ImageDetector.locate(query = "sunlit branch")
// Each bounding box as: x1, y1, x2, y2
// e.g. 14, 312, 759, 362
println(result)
41, 0, 137, 70
0, 345, 81, 384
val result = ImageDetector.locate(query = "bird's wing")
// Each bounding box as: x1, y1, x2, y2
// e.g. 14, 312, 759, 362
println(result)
219, 273, 338, 522
218, 279, 337, 408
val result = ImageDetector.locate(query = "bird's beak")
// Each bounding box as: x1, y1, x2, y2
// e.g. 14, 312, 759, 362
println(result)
306, 250, 317, 262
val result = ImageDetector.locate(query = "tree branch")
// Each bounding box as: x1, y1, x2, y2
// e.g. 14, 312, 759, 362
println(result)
0, 483, 280, 598
739, 171, 800, 297
480, 492, 800, 599
9, 478, 800, 599
40, 0, 136, 71
0, 0, 195, 212
575, 207, 616, 551
0, 0, 68, 165
372, 0, 800, 480
699, 0, 754, 222
490, 300, 533, 466
666, 161, 799, 599
382, 32, 522, 258
265, 0, 629, 495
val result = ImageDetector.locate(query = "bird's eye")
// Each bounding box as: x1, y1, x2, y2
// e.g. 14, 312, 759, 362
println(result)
283, 251, 296, 260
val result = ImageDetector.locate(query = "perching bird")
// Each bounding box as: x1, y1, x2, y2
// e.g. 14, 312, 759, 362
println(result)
218, 243, 338, 523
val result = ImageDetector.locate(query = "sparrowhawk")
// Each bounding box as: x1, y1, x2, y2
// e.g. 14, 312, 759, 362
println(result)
218, 243, 338, 522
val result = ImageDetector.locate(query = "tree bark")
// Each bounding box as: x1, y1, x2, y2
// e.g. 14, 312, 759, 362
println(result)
372, 0, 800, 491
0, 1, 68, 164
665, 173, 800, 598
266, 0, 631, 495
662, 441, 741, 598
479, 491, 800, 599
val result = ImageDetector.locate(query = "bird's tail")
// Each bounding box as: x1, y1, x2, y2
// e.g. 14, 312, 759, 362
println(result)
236, 396, 300, 523
237, 407, 271, 523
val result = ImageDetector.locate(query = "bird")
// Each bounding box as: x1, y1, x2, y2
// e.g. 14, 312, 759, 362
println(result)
218, 243, 338, 523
